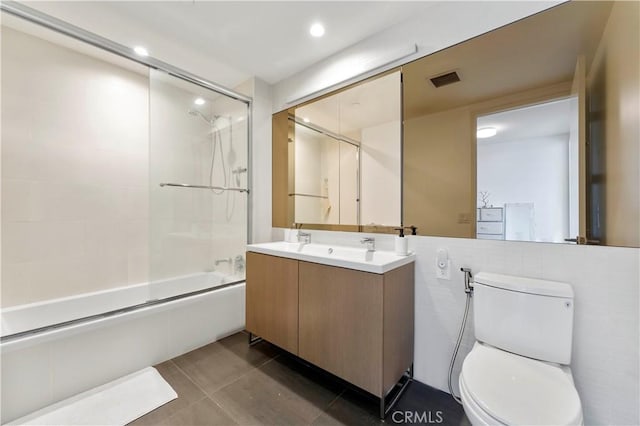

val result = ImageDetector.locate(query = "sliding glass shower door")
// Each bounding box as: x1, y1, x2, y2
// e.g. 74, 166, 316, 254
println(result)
149, 69, 249, 301
1, 15, 250, 339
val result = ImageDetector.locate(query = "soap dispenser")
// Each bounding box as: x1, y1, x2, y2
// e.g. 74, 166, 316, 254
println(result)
394, 227, 409, 256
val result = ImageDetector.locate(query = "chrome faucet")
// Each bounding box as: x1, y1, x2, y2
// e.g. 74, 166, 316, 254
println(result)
360, 237, 375, 252
215, 257, 232, 266
298, 232, 311, 244
234, 255, 245, 275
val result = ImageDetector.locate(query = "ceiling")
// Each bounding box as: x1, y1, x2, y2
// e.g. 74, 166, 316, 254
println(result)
477, 97, 572, 144
27, 1, 435, 85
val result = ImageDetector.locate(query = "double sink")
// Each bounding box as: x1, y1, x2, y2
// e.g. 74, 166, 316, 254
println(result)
247, 240, 415, 274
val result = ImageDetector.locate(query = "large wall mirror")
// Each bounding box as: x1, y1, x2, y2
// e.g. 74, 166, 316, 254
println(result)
273, 1, 638, 247
273, 70, 401, 232
403, 0, 638, 247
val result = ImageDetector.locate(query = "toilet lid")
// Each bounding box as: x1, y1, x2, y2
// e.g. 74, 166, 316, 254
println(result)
461, 343, 582, 425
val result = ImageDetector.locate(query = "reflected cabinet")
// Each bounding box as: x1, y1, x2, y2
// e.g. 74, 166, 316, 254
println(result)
273, 1, 639, 248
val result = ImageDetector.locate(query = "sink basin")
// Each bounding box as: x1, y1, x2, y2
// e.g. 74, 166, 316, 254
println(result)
246, 241, 415, 274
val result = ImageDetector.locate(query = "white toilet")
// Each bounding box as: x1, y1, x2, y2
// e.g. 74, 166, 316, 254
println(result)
459, 272, 583, 425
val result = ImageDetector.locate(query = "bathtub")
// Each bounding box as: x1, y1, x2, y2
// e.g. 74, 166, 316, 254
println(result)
1, 271, 242, 339
1, 272, 246, 422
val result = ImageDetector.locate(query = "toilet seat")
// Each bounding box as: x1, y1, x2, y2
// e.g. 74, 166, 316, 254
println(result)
460, 342, 582, 425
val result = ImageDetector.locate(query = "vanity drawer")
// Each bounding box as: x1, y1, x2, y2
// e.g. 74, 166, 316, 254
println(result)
479, 208, 503, 221
477, 222, 503, 235
477, 233, 504, 240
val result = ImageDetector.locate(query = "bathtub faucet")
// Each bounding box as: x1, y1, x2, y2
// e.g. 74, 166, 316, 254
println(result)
215, 257, 232, 266
234, 255, 245, 275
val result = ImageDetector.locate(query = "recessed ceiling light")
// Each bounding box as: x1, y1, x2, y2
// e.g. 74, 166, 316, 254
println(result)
303, 117, 310, 123
194, 98, 206, 106
477, 127, 497, 139
309, 23, 325, 38
133, 46, 149, 57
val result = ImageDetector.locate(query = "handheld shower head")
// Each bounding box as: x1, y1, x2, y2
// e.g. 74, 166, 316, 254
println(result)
188, 108, 216, 124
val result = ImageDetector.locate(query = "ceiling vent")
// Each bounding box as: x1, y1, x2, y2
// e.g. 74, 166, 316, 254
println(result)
429, 71, 460, 88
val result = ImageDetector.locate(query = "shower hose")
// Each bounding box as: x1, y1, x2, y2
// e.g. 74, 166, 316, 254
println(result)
448, 270, 473, 404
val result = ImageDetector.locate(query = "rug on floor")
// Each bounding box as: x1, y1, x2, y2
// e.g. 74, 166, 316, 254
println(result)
9, 367, 177, 425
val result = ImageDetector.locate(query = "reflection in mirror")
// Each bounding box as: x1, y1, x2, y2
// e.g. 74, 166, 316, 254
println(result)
403, 0, 638, 247
291, 122, 358, 225
273, 70, 402, 232
476, 98, 577, 243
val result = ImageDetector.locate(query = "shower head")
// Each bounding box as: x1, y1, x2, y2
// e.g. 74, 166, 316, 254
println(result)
187, 108, 221, 126
188, 108, 216, 124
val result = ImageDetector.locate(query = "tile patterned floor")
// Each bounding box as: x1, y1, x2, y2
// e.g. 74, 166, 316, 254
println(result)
130, 332, 470, 425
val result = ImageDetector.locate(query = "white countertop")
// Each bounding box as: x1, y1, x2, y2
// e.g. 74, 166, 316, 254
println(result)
246, 241, 415, 274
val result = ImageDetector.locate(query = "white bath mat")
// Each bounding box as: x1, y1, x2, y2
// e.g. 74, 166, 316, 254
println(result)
9, 367, 177, 425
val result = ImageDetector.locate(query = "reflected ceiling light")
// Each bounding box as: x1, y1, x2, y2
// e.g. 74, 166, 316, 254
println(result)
237, 117, 245, 122
194, 97, 206, 106
309, 23, 325, 37
477, 127, 497, 138
303, 117, 310, 123
133, 46, 149, 57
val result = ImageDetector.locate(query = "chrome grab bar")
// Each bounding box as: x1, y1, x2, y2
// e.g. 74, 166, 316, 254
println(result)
159, 183, 249, 193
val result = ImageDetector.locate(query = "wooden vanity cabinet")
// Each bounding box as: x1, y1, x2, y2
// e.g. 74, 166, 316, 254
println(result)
246, 252, 299, 354
245, 252, 414, 400
299, 261, 414, 397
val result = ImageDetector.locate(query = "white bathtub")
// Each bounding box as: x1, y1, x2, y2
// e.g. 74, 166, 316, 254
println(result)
1, 271, 241, 338
1, 273, 246, 423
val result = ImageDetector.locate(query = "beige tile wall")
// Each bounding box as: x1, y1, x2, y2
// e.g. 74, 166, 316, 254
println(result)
1, 27, 149, 307
1, 26, 250, 308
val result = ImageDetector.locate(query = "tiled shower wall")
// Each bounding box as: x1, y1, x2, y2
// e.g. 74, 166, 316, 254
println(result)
1, 26, 249, 307
149, 75, 249, 281
1, 27, 149, 307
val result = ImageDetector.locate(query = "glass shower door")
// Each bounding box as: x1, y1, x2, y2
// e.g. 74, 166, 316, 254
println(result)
149, 69, 249, 301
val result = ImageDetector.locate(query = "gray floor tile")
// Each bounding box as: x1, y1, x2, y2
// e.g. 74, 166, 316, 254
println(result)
312, 389, 382, 426
391, 381, 470, 426
218, 332, 283, 365
134, 333, 470, 426
173, 333, 280, 396
210, 356, 343, 426
163, 398, 238, 426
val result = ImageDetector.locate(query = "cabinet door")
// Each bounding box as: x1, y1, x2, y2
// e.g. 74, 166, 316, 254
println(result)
246, 252, 299, 354
299, 261, 383, 396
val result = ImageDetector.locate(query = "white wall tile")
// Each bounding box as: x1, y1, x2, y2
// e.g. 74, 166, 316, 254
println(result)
1, 179, 45, 222
1, 27, 149, 307
29, 257, 92, 302
0, 262, 33, 306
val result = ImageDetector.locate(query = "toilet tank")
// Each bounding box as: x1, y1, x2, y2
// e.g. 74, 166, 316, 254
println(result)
473, 272, 574, 365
